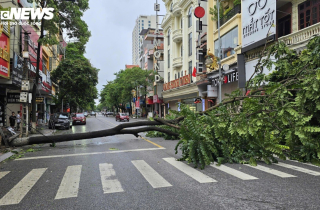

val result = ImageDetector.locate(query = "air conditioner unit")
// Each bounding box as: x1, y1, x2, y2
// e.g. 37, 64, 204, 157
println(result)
20, 92, 28, 103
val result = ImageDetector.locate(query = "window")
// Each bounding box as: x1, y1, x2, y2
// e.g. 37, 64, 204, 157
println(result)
178, 72, 180, 78
175, 74, 177, 79
299, 0, 320, 29
188, 61, 193, 83
170, 3, 173, 12
142, 20, 144, 22
181, 18, 183, 29
278, 15, 291, 38
168, 49, 170, 68
188, 7, 193, 28
181, 45, 183, 57
181, 71, 183, 77
167, 29, 171, 45
188, 32, 192, 56
214, 27, 238, 60
148, 21, 150, 23
168, 72, 170, 82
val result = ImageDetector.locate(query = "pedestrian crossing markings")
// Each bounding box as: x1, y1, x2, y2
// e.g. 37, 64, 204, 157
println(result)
0, 159, 320, 206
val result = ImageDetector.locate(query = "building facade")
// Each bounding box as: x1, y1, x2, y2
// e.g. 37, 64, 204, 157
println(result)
161, 0, 208, 112
132, 15, 157, 65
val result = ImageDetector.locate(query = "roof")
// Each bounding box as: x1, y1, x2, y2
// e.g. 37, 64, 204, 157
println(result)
125, 65, 139, 69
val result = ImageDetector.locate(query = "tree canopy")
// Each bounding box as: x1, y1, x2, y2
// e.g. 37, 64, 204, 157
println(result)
100, 67, 154, 113
51, 43, 99, 111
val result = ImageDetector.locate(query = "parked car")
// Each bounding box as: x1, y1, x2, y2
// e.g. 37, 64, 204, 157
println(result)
83, 112, 88, 117
90, 111, 95, 116
72, 113, 86, 125
106, 112, 114, 116
48, 113, 72, 130
116, 113, 129, 122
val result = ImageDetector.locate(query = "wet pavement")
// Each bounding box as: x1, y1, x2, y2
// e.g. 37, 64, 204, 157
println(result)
0, 114, 320, 209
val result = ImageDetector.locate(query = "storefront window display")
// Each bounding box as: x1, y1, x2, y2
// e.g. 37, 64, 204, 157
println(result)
214, 27, 238, 59
182, 98, 202, 112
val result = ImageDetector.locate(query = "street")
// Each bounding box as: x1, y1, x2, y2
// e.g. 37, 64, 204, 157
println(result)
0, 114, 320, 210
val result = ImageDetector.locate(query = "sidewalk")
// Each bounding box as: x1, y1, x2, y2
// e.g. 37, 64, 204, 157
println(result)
0, 124, 56, 163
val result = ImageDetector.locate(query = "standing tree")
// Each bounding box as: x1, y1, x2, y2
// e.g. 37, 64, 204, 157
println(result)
28, 0, 91, 128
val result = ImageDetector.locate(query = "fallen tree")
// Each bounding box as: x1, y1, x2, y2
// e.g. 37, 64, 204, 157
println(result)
8, 37, 320, 170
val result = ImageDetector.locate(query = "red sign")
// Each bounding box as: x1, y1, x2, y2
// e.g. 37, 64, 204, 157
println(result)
153, 95, 158, 103
194, 6, 205, 18
0, 30, 10, 79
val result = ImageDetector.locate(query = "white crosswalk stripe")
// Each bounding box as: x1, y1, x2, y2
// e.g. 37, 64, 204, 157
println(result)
163, 157, 217, 183
132, 160, 172, 188
287, 160, 320, 168
246, 164, 296, 178
55, 165, 82, 200
210, 163, 259, 180
275, 162, 320, 176
0, 168, 47, 206
99, 163, 124, 193
0, 171, 10, 180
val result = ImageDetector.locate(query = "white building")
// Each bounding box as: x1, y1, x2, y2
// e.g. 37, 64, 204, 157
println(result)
161, 0, 207, 112
132, 15, 157, 65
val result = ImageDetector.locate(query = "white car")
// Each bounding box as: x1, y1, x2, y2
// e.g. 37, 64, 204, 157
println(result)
83, 112, 88, 117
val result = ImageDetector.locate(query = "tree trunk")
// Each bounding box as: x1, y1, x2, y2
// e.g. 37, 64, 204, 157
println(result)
11, 120, 180, 147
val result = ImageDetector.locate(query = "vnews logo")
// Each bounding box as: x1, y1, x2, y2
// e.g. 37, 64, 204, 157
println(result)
0, 8, 54, 20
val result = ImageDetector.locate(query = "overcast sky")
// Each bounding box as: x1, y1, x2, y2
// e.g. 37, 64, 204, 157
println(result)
82, 0, 165, 105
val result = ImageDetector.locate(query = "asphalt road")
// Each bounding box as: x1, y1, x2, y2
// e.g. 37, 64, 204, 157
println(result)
1, 114, 320, 210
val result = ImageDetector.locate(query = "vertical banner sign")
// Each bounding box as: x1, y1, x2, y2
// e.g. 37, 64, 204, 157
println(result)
12, 53, 23, 87
242, 0, 276, 48
0, 21, 10, 79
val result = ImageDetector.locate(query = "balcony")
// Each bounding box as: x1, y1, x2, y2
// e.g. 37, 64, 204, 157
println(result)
172, 57, 182, 68
173, 29, 182, 43
217, 4, 241, 27
278, 22, 320, 49
172, 2, 182, 16
163, 75, 191, 91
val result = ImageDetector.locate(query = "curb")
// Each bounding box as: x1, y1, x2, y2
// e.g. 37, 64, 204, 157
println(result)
0, 149, 21, 163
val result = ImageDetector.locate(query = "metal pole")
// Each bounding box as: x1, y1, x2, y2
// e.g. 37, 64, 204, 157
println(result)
24, 32, 29, 137
217, 0, 222, 103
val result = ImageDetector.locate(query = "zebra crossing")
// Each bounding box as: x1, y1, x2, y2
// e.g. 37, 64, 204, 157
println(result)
0, 158, 320, 206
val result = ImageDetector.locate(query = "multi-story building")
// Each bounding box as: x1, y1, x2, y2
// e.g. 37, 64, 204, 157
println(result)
132, 15, 157, 65
196, 0, 319, 111
161, 0, 208, 112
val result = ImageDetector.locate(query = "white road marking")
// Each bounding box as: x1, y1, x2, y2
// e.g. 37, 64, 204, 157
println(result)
210, 163, 258, 180
0, 171, 10, 180
246, 164, 296, 178
163, 157, 217, 183
276, 162, 320, 176
16, 148, 166, 161
55, 165, 82, 200
132, 160, 172, 188
288, 159, 320, 168
0, 168, 47, 206
99, 163, 124, 194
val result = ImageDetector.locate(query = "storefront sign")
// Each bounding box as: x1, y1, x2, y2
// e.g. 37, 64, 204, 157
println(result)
0, 25, 10, 79
7, 93, 20, 103
212, 71, 239, 86
242, 0, 276, 48
153, 95, 158, 103
36, 97, 44, 104
12, 52, 23, 87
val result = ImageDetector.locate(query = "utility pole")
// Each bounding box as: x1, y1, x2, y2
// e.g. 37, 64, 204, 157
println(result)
32, 0, 47, 132
23, 31, 31, 137
217, 0, 222, 103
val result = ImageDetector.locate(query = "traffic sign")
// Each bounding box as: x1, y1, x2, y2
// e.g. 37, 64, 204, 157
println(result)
194, 6, 205, 18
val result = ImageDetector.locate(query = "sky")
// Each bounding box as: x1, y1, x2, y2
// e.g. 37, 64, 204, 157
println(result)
82, 0, 166, 105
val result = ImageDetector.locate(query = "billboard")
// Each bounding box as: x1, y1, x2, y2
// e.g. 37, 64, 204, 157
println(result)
0, 26, 10, 79
242, 0, 276, 48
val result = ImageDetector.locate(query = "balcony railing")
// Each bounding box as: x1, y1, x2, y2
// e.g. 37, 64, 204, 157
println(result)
172, 57, 182, 68
217, 4, 241, 27
163, 74, 191, 91
172, 2, 182, 16
173, 29, 182, 43
278, 22, 320, 46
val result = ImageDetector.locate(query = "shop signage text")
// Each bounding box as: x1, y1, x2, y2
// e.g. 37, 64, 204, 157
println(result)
242, 0, 276, 48
36, 97, 44, 104
7, 93, 20, 103
212, 72, 239, 86
0, 30, 10, 79
0, 8, 54, 20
